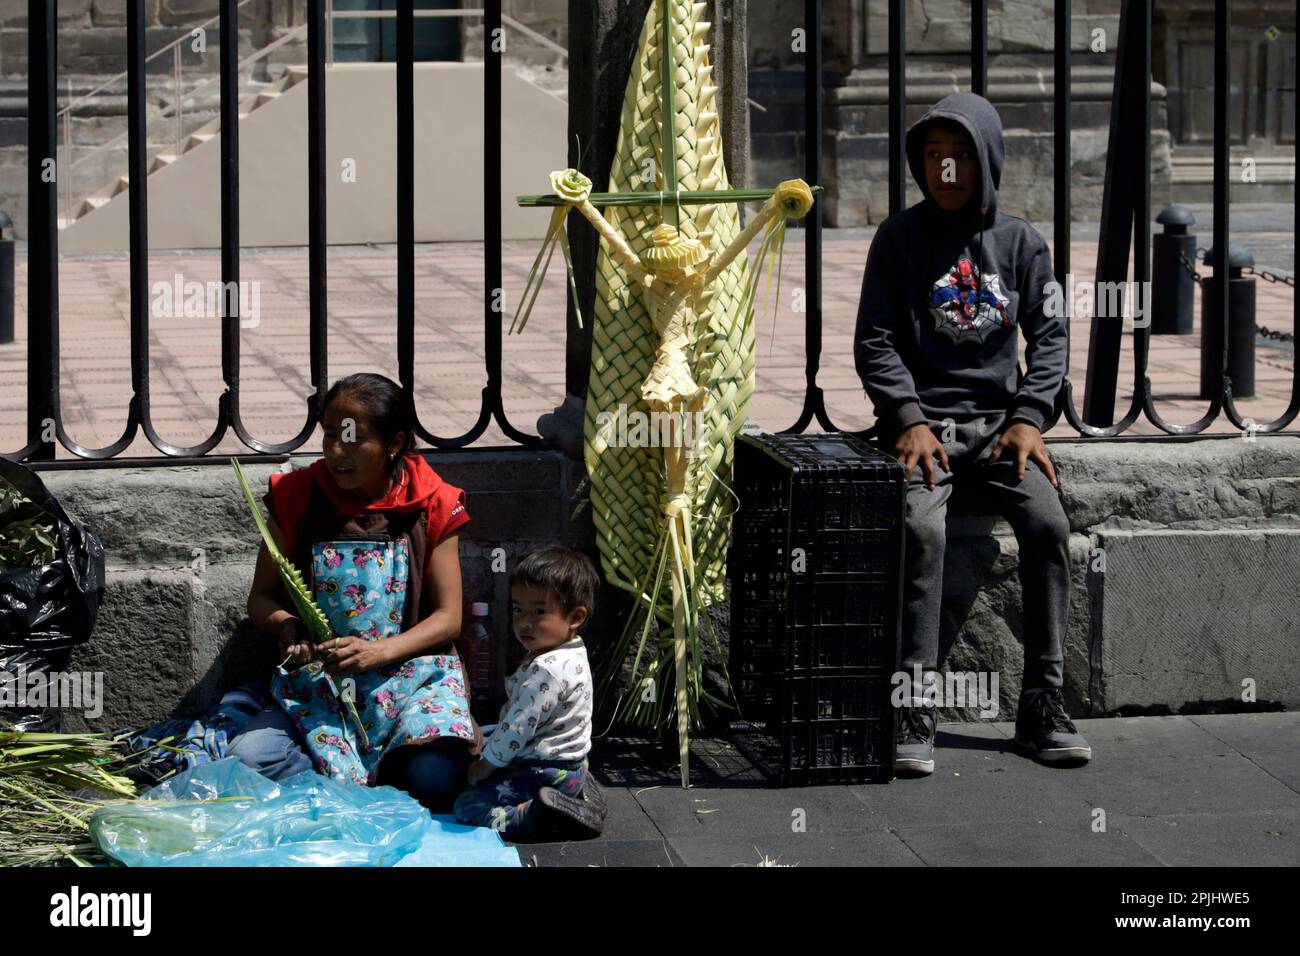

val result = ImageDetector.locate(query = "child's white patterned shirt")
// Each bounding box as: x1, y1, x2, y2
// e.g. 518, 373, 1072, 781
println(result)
481, 637, 593, 767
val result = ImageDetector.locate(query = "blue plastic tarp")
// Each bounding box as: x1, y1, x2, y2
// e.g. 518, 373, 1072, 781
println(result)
90, 757, 520, 867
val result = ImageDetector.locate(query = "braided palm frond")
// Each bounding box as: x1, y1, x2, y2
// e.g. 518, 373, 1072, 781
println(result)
231, 459, 370, 752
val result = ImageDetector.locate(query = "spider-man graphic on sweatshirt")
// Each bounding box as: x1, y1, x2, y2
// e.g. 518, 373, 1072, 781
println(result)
928, 256, 1012, 343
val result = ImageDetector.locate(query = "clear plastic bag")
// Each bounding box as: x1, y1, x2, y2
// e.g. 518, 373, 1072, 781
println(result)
90, 757, 519, 867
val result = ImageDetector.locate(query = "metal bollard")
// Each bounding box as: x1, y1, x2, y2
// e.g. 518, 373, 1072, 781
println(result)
1199, 242, 1256, 400
0, 210, 12, 346
1151, 205, 1196, 335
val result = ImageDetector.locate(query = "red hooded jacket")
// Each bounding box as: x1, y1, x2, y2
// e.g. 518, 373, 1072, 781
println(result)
263, 453, 470, 577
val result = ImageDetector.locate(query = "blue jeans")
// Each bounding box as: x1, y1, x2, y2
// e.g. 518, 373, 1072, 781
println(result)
226, 701, 313, 780
453, 760, 586, 839
228, 704, 468, 811
901, 413, 1070, 691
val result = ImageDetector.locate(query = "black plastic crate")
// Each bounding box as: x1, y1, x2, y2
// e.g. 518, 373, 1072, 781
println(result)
727, 431, 905, 785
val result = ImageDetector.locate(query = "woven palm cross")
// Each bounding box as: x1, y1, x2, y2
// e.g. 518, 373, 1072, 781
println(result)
513, 0, 816, 786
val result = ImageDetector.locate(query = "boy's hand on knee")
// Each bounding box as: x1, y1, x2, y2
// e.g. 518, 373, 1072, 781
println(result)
893, 423, 950, 490
991, 422, 1059, 487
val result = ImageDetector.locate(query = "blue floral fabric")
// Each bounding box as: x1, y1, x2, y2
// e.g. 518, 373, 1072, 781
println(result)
270, 537, 475, 784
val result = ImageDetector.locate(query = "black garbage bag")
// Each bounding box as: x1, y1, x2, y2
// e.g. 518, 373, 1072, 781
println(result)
0, 456, 106, 732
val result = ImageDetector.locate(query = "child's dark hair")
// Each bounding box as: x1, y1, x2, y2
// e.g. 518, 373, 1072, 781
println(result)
323, 373, 417, 457
511, 546, 600, 617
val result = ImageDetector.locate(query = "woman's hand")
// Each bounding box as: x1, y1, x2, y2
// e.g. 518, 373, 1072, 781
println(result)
467, 757, 495, 786
990, 422, 1059, 487
320, 635, 391, 676
893, 423, 950, 490
277, 617, 315, 670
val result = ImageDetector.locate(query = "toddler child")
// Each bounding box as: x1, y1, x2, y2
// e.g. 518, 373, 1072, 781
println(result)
454, 545, 605, 841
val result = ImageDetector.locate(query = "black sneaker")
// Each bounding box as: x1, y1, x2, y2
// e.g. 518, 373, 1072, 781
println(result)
581, 775, 609, 819
535, 786, 604, 840
894, 701, 937, 776
1014, 688, 1092, 764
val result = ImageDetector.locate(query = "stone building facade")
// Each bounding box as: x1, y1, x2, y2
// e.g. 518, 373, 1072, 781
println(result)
748, 0, 1295, 226
0, 0, 1293, 237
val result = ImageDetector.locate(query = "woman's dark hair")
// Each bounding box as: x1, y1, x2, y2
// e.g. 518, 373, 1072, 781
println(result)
511, 546, 601, 617
323, 373, 418, 457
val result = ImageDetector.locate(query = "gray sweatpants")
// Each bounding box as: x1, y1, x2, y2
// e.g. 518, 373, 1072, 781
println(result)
898, 413, 1070, 691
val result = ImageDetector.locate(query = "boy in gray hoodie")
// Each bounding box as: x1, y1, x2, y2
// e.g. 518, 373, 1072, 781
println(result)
854, 92, 1091, 774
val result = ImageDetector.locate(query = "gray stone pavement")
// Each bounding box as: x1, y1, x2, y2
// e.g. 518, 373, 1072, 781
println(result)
523, 712, 1300, 867
3, 204, 1294, 459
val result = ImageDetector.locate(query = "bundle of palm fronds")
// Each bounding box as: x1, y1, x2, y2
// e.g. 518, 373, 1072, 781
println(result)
0, 724, 144, 867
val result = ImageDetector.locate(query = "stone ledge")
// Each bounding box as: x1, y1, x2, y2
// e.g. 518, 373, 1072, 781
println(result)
34, 436, 1300, 730
1092, 527, 1300, 712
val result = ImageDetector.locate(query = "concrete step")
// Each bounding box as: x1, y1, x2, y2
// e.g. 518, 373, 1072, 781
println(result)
185, 130, 217, 151
58, 77, 294, 228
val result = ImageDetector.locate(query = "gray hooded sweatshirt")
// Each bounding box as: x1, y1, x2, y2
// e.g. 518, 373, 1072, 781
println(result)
853, 92, 1066, 442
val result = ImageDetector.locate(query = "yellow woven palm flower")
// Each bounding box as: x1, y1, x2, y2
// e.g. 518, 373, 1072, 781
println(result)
550, 168, 593, 204
775, 179, 815, 219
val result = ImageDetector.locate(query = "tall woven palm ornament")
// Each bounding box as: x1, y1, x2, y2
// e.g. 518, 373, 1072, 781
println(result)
513, 0, 814, 785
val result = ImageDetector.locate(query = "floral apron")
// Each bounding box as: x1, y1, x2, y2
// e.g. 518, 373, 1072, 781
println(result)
269, 475, 475, 785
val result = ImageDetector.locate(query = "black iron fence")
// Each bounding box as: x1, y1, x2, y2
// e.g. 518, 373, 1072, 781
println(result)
16, 0, 537, 467
7, 0, 1298, 468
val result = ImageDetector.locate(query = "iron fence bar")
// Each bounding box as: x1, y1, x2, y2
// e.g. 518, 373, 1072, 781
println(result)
390, 0, 512, 447
888, 0, 906, 216
1217, 1, 1297, 433
23, 0, 143, 462
130, 0, 223, 457
307, 0, 329, 418
222, 0, 311, 453
1040, 0, 1071, 435
1068, 0, 1147, 436
1052, 0, 1071, 294
782, 0, 832, 434
971, 0, 987, 97
1129, 0, 1158, 432
481, 0, 543, 447
215, 0, 246, 454
397, 0, 418, 437
121, 0, 161, 458
19, 0, 57, 463
1076, 0, 1133, 429
1137, 0, 1225, 434
22, 446, 526, 472
1138, 0, 1227, 435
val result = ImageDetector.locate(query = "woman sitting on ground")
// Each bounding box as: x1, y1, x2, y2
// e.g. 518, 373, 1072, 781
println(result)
229, 372, 477, 811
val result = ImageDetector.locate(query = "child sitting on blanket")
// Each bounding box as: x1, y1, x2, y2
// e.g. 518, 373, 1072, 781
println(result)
454, 546, 605, 841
